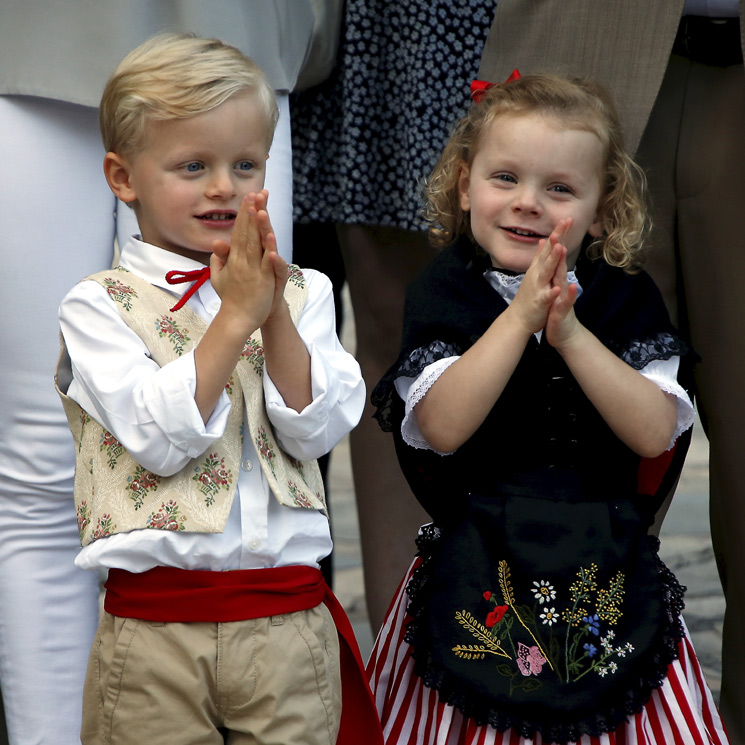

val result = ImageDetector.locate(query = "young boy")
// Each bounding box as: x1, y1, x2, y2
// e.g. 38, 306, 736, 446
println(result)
55, 33, 376, 745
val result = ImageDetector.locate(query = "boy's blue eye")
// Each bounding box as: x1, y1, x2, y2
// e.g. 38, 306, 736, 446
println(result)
185, 162, 203, 172
236, 161, 254, 171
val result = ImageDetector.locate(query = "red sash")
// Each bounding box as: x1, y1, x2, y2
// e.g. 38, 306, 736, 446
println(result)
105, 565, 383, 745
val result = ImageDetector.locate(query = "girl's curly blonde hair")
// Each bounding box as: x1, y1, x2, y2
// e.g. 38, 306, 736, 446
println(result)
423, 74, 650, 271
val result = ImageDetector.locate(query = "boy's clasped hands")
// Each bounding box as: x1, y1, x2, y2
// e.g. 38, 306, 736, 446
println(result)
209, 188, 289, 336
509, 216, 582, 350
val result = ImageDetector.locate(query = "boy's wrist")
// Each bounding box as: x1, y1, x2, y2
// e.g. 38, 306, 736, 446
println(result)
261, 298, 291, 333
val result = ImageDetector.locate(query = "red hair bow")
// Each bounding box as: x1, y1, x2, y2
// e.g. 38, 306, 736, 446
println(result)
470, 69, 521, 103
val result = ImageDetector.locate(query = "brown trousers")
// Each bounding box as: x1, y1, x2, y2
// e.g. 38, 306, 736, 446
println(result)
81, 605, 341, 745
637, 53, 745, 739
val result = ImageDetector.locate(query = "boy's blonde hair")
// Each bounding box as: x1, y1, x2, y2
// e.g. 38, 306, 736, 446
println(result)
424, 74, 650, 271
100, 32, 278, 157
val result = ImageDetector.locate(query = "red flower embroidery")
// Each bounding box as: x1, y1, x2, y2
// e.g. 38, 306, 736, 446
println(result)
485, 605, 509, 628
483, 591, 492, 601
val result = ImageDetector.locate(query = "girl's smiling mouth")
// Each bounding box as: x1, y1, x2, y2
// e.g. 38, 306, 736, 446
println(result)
502, 226, 547, 240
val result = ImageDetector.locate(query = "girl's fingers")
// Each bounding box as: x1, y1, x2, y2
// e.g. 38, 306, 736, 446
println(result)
548, 217, 572, 251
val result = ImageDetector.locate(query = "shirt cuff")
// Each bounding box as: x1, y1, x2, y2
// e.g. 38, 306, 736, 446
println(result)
143, 351, 230, 458
263, 342, 337, 445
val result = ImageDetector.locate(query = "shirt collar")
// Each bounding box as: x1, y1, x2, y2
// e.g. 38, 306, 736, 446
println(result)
118, 236, 220, 312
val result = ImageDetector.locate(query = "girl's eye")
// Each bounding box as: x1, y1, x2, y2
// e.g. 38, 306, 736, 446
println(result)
496, 173, 516, 183
236, 161, 254, 172
185, 162, 203, 173
550, 184, 572, 194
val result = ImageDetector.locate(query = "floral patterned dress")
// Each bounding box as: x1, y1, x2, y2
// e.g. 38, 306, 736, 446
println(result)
291, 0, 497, 231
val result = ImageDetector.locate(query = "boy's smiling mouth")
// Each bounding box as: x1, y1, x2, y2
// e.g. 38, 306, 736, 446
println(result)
196, 211, 236, 223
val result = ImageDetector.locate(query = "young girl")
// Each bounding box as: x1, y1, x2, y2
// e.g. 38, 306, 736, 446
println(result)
367, 74, 728, 745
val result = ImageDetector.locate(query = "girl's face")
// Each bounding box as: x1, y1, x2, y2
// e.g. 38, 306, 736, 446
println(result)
458, 112, 605, 273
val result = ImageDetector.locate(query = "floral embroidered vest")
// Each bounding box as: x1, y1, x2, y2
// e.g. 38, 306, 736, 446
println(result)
56, 265, 326, 547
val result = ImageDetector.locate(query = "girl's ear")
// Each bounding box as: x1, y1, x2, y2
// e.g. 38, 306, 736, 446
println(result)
588, 210, 605, 238
457, 163, 471, 212
103, 152, 137, 203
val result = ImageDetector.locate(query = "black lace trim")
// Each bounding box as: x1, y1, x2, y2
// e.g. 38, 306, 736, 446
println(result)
372, 341, 461, 432
403, 525, 687, 742
605, 332, 689, 371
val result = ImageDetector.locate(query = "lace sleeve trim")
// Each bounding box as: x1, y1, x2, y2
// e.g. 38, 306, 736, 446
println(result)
607, 331, 688, 370
373, 341, 462, 432
400, 357, 460, 454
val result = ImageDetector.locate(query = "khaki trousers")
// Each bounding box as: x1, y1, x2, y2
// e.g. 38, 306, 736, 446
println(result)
81, 605, 341, 745
637, 54, 745, 739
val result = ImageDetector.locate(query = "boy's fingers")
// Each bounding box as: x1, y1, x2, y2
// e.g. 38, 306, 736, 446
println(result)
256, 209, 276, 253
211, 239, 230, 265
230, 195, 252, 251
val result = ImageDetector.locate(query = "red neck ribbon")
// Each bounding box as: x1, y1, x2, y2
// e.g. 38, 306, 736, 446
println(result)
165, 267, 211, 312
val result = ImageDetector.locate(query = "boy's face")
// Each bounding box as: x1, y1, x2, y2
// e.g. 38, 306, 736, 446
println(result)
111, 92, 270, 263
458, 112, 605, 273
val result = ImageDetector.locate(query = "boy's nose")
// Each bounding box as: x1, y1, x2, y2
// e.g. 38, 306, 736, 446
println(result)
206, 170, 236, 198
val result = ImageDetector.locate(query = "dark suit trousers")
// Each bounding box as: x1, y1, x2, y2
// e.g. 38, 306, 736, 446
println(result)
638, 53, 745, 741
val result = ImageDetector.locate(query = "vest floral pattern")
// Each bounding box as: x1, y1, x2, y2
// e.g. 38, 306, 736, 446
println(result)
56, 265, 326, 546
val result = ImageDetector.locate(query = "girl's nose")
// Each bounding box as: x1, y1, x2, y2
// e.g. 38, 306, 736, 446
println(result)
511, 186, 541, 215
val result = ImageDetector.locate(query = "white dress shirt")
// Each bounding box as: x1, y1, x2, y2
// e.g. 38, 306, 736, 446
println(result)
396, 268, 695, 455
59, 237, 365, 573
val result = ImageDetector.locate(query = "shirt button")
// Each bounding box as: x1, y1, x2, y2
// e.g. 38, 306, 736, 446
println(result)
249, 537, 260, 550
241, 459, 253, 471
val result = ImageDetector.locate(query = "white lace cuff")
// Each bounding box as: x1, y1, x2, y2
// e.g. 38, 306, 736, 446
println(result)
395, 356, 460, 454
638, 357, 695, 450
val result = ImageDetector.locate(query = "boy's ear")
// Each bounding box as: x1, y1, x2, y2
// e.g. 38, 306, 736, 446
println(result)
103, 152, 137, 203
457, 163, 471, 212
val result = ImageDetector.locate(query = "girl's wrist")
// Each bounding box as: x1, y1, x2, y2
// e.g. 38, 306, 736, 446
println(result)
501, 302, 543, 341
551, 320, 587, 357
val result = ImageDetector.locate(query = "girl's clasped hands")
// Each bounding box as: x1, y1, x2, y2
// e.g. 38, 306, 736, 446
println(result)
510, 216, 581, 349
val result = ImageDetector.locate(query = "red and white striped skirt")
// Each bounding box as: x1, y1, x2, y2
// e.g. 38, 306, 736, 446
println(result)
367, 560, 729, 745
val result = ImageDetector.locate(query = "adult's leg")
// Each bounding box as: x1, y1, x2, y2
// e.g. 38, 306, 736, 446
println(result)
635, 56, 689, 536
0, 96, 116, 745
639, 56, 745, 742
264, 93, 293, 263
673, 62, 745, 744
337, 225, 432, 634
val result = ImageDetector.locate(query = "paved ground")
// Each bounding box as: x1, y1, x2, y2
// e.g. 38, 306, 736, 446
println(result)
330, 290, 725, 699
